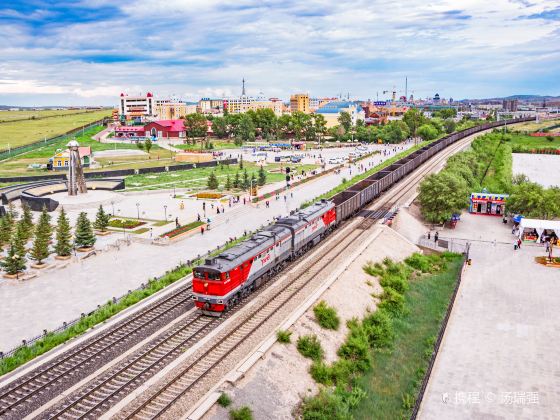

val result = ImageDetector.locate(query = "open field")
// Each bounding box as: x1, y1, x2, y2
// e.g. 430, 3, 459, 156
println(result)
510, 118, 560, 133
0, 108, 108, 123
0, 108, 112, 150
173, 140, 241, 151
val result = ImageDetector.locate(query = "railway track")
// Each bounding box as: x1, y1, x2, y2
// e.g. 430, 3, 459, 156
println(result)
0, 285, 193, 418
0, 124, 507, 420
120, 131, 477, 419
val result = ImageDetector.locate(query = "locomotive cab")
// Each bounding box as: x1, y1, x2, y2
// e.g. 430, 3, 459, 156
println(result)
192, 264, 229, 315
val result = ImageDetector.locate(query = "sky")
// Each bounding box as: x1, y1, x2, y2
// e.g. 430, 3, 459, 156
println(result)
0, 0, 559, 106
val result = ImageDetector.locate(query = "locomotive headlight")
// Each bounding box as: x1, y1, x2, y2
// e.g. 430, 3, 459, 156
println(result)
204, 282, 208, 288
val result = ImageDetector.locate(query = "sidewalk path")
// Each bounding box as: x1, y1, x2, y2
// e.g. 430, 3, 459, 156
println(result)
0, 143, 411, 352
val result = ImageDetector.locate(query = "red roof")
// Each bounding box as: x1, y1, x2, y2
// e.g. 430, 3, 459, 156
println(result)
79, 146, 92, 157
147, 120, 185, 131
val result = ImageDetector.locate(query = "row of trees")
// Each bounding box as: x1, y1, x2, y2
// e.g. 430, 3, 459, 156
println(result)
207, 165, 267, 191
0, 205, 108, 275
180, 107, 470, 148
506, 176, 560, 220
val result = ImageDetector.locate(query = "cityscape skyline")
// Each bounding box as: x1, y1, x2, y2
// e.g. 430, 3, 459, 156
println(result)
0, 0, 559, 107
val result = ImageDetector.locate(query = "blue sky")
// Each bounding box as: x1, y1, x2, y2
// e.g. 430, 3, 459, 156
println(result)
0, 0, 559, 106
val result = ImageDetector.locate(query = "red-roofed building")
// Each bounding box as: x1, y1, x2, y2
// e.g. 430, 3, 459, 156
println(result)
114, 125, 145, 138
144, 120, 186, 139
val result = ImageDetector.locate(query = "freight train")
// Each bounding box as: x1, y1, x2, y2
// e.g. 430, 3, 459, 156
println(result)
192, 117, 534, 315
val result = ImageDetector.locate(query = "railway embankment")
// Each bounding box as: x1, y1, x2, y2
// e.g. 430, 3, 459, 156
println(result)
195, 223, 421, 419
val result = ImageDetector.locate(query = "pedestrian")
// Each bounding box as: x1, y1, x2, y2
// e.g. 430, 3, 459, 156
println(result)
266, 200, 269, 208
513, 239, 518, 250
243, 197, 246, 205
211, 203, 214, 209
197, 213, 201, 222
202, 202, 206, 211
200, 226, 204, 235
175, 217, 179, 228
427, 231, 431, 240
546, 241, 550, 253
217, 207, 220, 214
517, 238, 522, 249
434, 231, 439, 243
291, 192, 293, 198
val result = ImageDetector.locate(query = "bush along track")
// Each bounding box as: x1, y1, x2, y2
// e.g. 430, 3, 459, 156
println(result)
0, 232, 254, 376
299, 252, 463, 420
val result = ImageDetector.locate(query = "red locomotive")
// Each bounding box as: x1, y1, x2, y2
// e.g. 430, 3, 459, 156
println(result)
192, 200, 336, 315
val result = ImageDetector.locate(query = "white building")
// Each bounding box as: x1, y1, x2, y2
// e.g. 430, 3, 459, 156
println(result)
118, 92, 155, 119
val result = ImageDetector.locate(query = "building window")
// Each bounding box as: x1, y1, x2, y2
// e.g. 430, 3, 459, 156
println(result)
57, 160, 62, 167
64, 160, 68, 166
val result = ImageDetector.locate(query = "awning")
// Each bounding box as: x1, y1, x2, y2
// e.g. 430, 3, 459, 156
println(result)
518, 218, 560, 240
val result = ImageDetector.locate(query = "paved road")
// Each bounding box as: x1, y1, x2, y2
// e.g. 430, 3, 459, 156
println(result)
419, 213, 560, 419
0, 143, 412, 352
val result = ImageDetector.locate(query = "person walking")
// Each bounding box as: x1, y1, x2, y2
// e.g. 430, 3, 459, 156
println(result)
514, 239, 518, 250
517, 238, 522, 249
197, 213, 201, 222
434, 231, 439, 243
546, 240, 550, 253
200, 226, 205, 235
427, 231, 431, 240
175, 217, 179, 228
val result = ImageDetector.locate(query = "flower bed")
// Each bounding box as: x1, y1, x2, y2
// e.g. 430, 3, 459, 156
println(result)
191, 192, 226, 199
161, 221, 205, 239
108, 218, 146, 229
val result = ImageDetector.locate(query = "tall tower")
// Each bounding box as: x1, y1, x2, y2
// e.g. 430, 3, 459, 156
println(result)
67, 140, 87, 196
242, 78, 246, 96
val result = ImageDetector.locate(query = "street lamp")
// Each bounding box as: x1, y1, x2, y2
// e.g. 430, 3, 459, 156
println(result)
136, 202, 140, 220
111, 201, 115, 216
164, 205, 168, 221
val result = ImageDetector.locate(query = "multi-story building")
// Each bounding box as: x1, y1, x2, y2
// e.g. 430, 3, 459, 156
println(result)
198, 98, 225, 114
118, 92, 155, 119
224, 96, 283, 116
154, 99, 197, 119
290, 93, 310, 113
502, 99, 519, 112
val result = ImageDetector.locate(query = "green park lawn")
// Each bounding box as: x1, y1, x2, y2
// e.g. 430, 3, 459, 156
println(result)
510, 118, 560, 133
125, 161, 318, 191
0, 108, 112, 150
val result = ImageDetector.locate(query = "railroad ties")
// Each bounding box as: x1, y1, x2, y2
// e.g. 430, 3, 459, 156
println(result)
0, 287, 192, 418
357, 208, 390, 230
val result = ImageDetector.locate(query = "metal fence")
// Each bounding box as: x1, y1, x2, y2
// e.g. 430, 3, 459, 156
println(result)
410, 245, 470, 419
418, 236, 469, 254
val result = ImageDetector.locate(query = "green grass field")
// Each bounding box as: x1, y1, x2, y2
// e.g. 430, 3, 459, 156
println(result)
510, 118, 560, 133
508, 132, 560, 151
174, 140, 241, 151
125, 162, 318, 191
351, 258, 463, 419
0, 108, 112, 150
0, 109, 107, 123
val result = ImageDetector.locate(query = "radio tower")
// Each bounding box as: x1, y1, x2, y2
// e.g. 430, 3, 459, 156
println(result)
67, 139, 87, 196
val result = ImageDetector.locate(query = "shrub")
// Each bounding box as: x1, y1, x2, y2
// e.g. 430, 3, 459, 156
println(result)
362, 310, 394, 348
230, 406, 252, 420
297, 335, 323, 361
378, 288, 405, 317
313, 301, 340, 330
301, 388, 351, 420
363, 261, 384, 277
276, 330, 292, 343
218, 392, 232, 408
337, 327, 371, 372
379, 274, 408, 294
310, 361, 332, 385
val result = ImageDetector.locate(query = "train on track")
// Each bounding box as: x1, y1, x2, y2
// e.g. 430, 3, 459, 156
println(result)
192, 117, 534, 315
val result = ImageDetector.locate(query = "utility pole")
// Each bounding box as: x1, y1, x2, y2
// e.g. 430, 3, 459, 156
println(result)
405, 76, 408, 101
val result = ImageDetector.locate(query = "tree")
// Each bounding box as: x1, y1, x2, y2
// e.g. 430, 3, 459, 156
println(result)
55, 208, 72, 257
74, 212, 96, 249
7, 202, 18, 221
184, 113, 208, 145
224, 174, 232, 190
338, 111, 352, 132
444, 118, 457, 134
29, 207, 52, 265
291, 111, 311, 141
233, 172, 241, 188
418, 172, 470, 223
239, 155, 244, 170
258, 165, 267, 186
277, 114, 292, 139
546, 135, 554, 142
207, 172, 219, 189
137, 141, 144, 151
417, 124, 439, 141
94, 205, 110, 232
20, 202, 34, 241
402, 108, 426, 137
144, 138, 153, 153
242, 169, 250, 190
1, 238, 26, 275
313, 114, 327, 142
212, 117, 229, 139
255, 108, 277, 139
0, 216, 12, 248
238, 114, 256, 142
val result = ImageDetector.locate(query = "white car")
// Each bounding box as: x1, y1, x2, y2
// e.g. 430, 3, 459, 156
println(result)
328, 157, 342, 164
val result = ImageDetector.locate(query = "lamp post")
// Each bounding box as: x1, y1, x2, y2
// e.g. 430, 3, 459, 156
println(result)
111, 201, 115, 216
136, 202, 140, 220
164, 205, 168, 221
